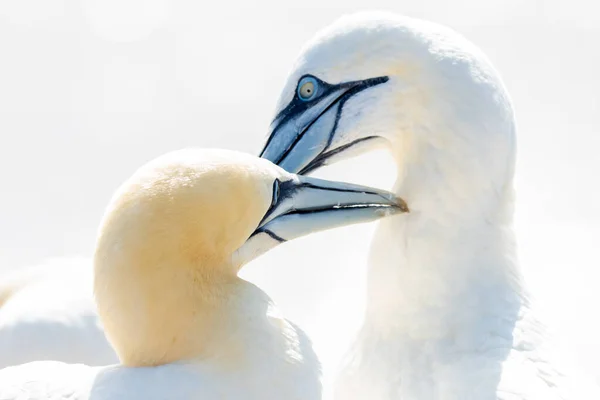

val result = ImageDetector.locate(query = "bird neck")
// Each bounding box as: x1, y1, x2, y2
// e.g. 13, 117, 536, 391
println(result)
94, 257, 274, 368
364, 138, 527, 348
346, 169, 533, 398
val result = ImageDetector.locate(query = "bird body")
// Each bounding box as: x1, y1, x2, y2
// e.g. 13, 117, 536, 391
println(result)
0, 148, 404, 399
0, 259, 117, 368
0, 288, 320, 400
259, 12, 600, 399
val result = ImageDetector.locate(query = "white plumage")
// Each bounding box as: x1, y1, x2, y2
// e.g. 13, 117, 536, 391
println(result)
0, 259, 117, 368
259, 11, 600, 399
0, 148, 404, 399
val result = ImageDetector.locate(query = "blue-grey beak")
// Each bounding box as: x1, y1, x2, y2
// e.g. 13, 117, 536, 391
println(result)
259, 75, 388, 175
233, 173, 407, 265
254, 174, 407, 243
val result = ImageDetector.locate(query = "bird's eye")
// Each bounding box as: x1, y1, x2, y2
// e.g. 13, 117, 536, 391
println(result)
297, 76, 319, 101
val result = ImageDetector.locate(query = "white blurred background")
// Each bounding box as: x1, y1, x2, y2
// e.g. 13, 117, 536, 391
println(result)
0, 0, 598, 382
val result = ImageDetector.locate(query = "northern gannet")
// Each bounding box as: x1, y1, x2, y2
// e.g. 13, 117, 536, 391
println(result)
259, 11, 600, 400
0, 148, 406, 399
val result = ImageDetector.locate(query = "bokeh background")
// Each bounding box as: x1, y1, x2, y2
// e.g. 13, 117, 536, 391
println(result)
1, 0, 598, 382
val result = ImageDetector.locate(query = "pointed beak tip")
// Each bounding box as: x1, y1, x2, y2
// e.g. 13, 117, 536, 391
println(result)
394, 197, 410, 213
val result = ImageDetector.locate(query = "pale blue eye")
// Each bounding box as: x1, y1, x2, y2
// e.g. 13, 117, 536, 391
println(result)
297, 76, 319, 101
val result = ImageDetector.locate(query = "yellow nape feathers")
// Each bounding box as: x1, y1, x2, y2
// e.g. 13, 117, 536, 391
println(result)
93, 149, 283, 367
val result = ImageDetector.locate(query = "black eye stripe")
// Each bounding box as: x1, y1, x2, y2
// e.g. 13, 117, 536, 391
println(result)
255, 178, 295, 231
259, 76, 339, 159
272, 179, 280, 204
259, 75, 389, 161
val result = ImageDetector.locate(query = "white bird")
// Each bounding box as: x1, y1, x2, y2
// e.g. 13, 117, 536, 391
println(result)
0, 258, 117, 368
259, 11, 600, 400
0, 148, 406, 399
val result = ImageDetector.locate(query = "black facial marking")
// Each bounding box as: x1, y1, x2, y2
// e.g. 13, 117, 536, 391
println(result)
255, 177, 392, 234
281, 203, 397, 217
298, 136, 380, 175
296, 180, 383, 197
258, 75, 333, 159
269, 179, 281, 210
259, 75, 389, 167
251, 228, 286, 243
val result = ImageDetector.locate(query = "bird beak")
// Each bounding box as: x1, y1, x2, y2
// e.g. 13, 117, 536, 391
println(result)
233, 174, 407, 265
259, 76, 388, 175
